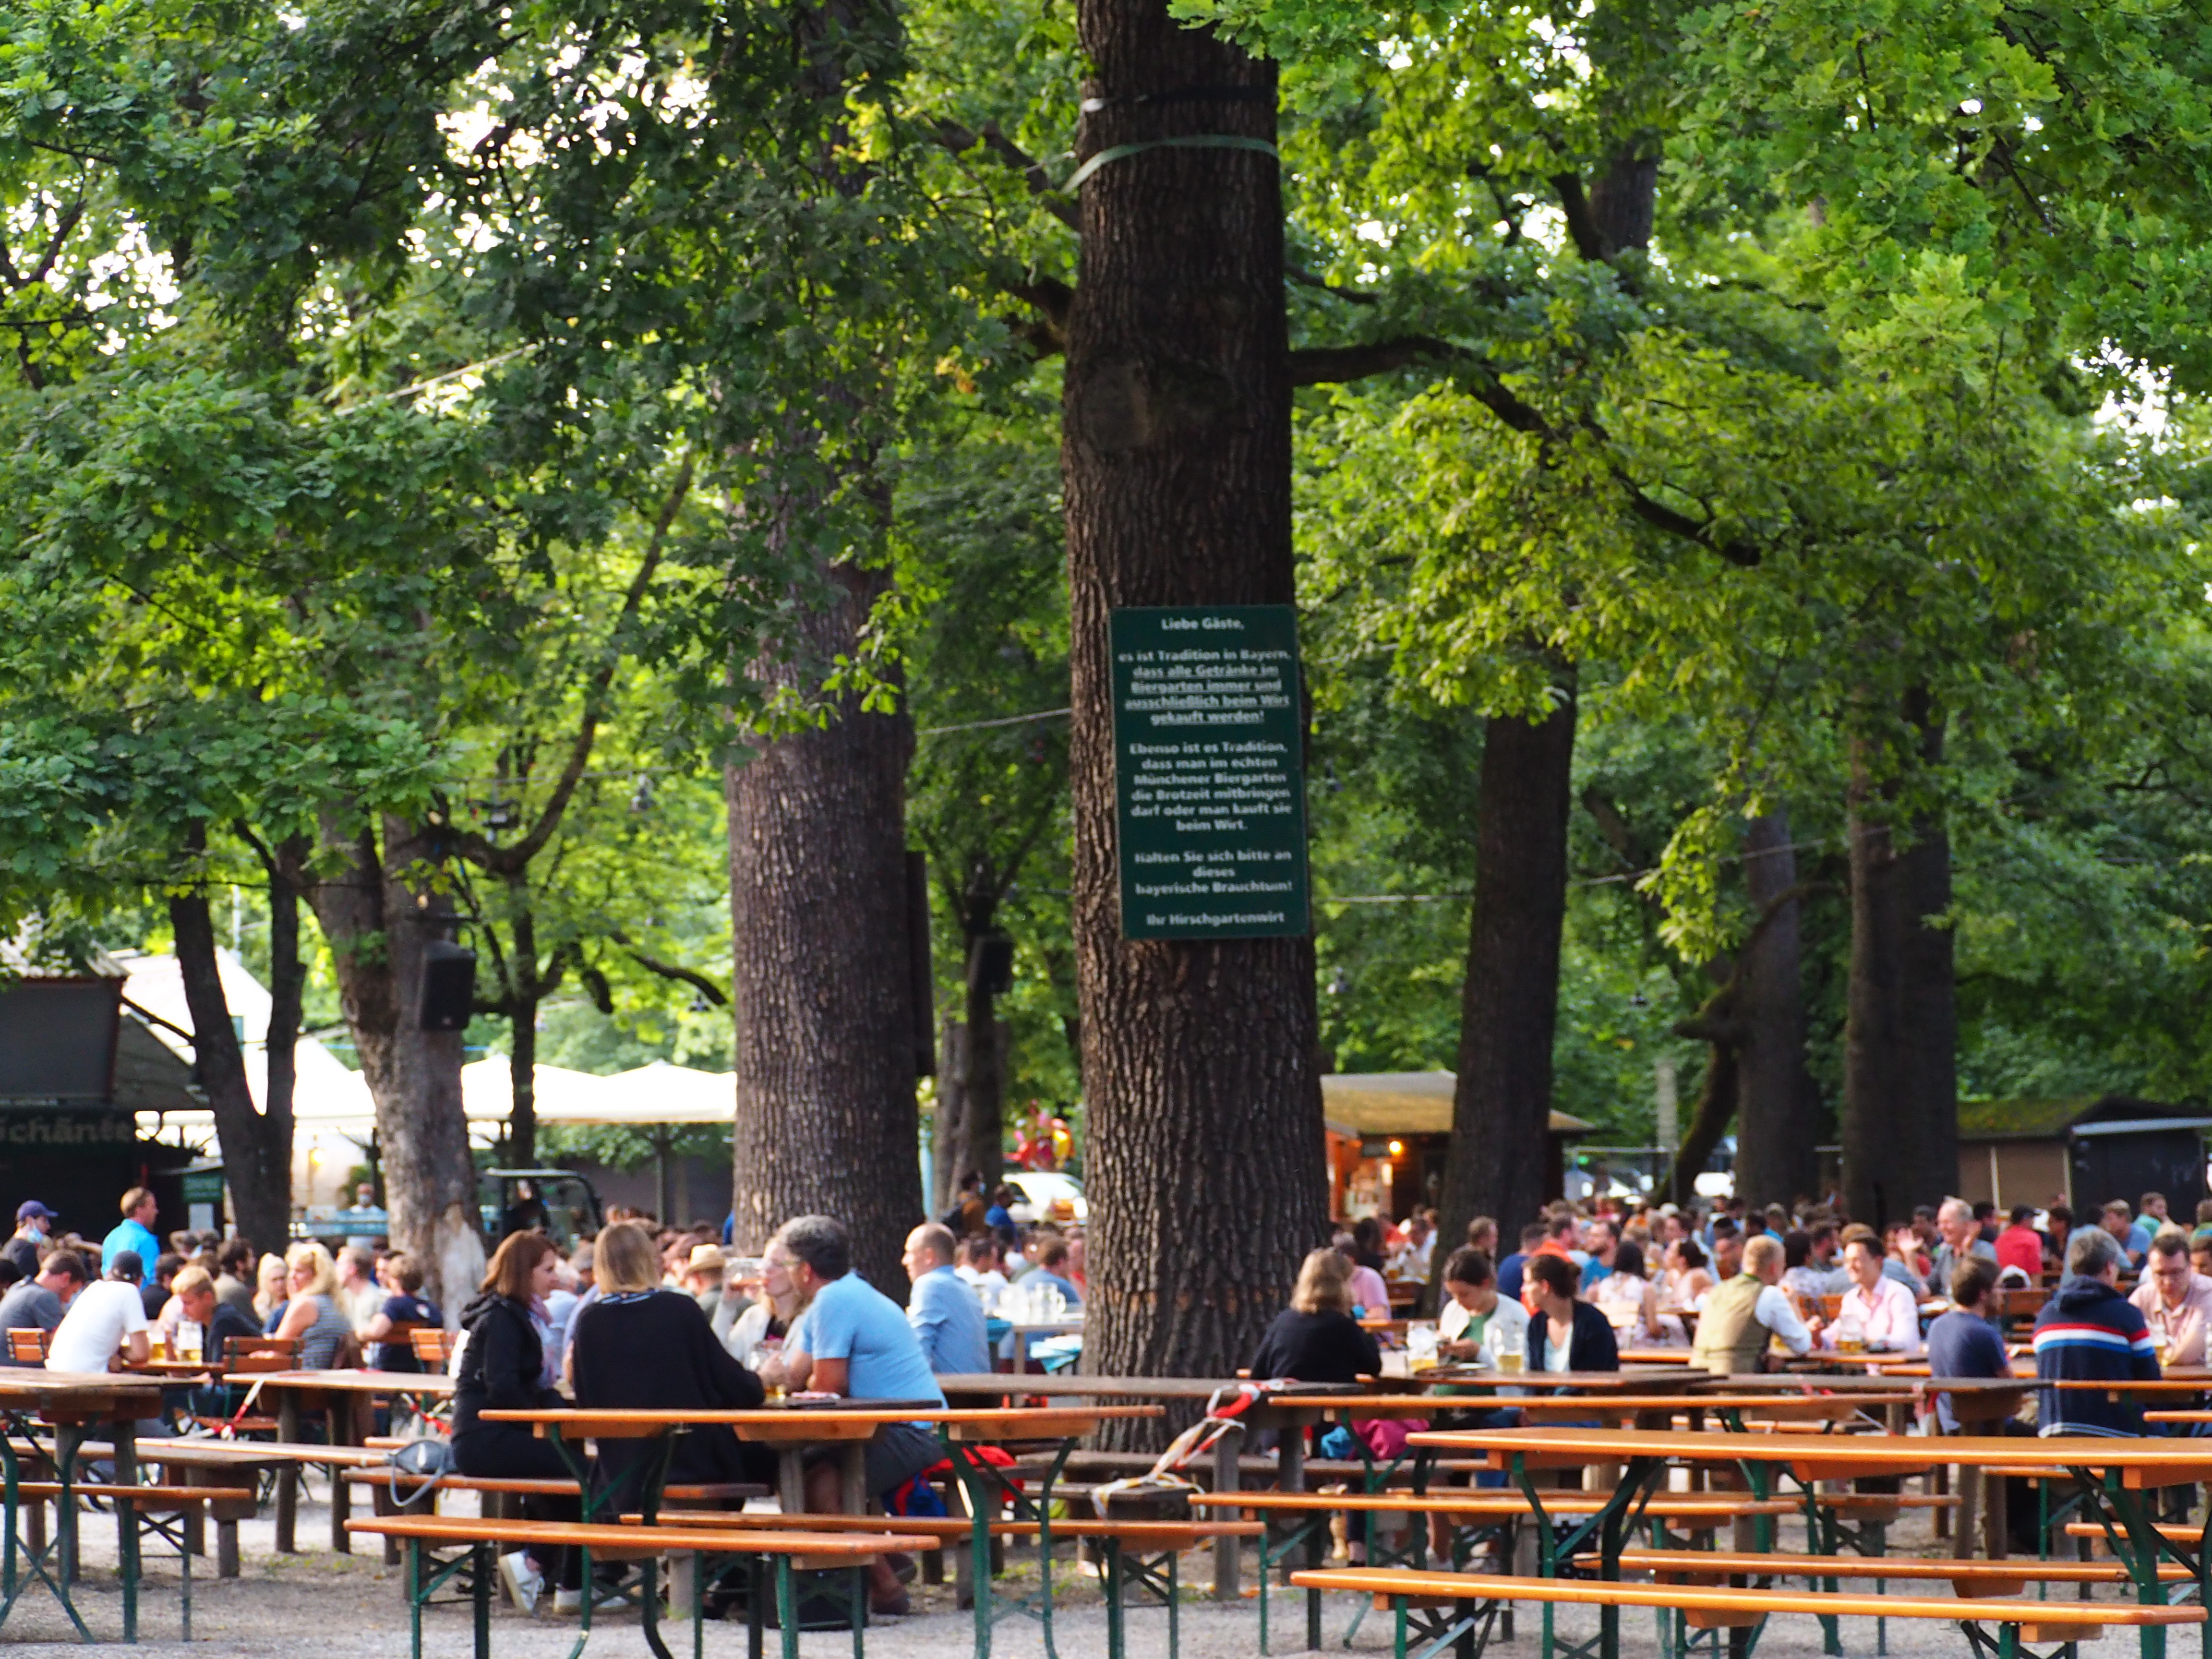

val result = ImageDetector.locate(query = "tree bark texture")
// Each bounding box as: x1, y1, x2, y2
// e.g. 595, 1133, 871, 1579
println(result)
1440, 685, 1578, 1246
725, 556, 922, 1296
1730, 810, 1819, 1208
307, 815, 483, 1314
1841, 699, 1956, 1227
169, 883, 292, 1259
1062, 0, 1326, 1441
960, 937, 1006, 1197
260, 843, 308, 1252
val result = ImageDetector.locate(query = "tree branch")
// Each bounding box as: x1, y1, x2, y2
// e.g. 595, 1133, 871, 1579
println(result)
932, 120, 1080, 231
622, 947, 730, 1007
1289, 335, 1465, 386
1550, 171, 1608, 263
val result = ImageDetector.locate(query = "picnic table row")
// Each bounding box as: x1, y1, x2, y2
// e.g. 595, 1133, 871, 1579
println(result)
12, 1361, 2212, 1659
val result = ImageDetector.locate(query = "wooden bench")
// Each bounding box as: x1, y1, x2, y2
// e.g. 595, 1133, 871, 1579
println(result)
618, 1506, 1263, 1659
1585, 1546, 2195, 1597
347, 1515, 930, 1659
343, 1469, 766, 1569
11, 1482, 254, 1641
1290, 1564, 2201, 1659
1190, 1488, 1803, 1652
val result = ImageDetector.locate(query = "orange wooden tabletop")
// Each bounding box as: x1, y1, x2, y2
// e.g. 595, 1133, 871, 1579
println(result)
481, 1403, 1162, 1442
1514, 1394, 1914, 1418
347, 1516, 934, 1554
1411, 1424, 2212, 1487
246, 1369, 457, 1395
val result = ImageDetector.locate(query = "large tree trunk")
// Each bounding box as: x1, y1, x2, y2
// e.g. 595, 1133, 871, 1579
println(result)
1062, 0, 1325, 1440
725, 557, 922, 1295
260, 842, 307, 1253
1899, 716, 1958, 1209
308, 815, 484, 1313
1730, 809, 1818, 1208
1440, 687, 1578, 1243
960, 935, 1005, 1197
1842, 699, 1956, 1226
169, 872, 292, 1260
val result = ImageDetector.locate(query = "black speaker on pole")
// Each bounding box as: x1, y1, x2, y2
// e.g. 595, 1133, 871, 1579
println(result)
419, 940, 478, 1031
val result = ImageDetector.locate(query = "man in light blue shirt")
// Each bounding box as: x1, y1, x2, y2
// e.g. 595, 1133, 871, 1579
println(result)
771, 1215, 945, 1618
101, 1188, 161, 1287
903, 1223, 991, 1375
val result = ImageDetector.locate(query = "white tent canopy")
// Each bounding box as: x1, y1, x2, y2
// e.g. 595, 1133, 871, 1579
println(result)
120, 950, 733, 1207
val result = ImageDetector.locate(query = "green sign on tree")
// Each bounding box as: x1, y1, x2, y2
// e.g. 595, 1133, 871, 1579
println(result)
1110, 606, 1311, 940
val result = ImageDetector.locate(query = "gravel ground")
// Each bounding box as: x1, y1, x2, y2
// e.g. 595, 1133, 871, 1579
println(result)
0, 1492, 2176, 1659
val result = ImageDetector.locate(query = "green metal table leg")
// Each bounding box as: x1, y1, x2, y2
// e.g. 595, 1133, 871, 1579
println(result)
472, 1539, 492, 1659
1104, 1539, 1125, 1659
776, 1555, 799, 1659
409, 1539, 425, 1659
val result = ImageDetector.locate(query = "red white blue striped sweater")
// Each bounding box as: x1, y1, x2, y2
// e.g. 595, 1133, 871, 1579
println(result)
2032, 1275, 2159, 1437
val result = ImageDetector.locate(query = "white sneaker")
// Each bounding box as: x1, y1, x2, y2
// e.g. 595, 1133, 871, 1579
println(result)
553, 1586, 628, 1615
499, 1551, 543, 1614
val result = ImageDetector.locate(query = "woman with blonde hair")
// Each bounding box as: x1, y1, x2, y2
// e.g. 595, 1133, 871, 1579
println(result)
252, 1253, 289, 1325
570, 1221, 770, 1501
1250, 1247, 1382, 1382
270, 1241, 353, 1368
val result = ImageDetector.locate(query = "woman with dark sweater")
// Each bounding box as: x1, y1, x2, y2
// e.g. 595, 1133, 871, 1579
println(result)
453, 1231, 587, 1611
1526, 1252, 1621, 1372
570, 1221, 775, 1494
1251, 1249, 1383, 1381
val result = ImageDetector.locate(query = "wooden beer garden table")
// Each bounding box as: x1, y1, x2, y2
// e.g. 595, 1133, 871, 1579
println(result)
0, 1370, 164, 1641
1411, 1423, 2212, 1659
484, 1401, 1156, 1659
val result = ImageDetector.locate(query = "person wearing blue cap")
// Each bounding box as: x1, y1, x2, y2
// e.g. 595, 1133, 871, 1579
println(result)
5, 1202, 57, 1280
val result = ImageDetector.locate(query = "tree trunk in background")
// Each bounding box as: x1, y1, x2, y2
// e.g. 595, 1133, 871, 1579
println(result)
1731, 809, 1818, 1208
1842, 698, 1955, 1226
507, 1013, 539, 1172
934, 1019, 967, 1213
1062, 1, 1324, 1444
1899, 709, 1958, 1211
169, 874, 292, 1260
1842, 732, 1910, 1227
961, 936, 1006, 1197
1439, 148, 1650, 1245
1441, 687, 1578, 1244
725, 556, 921, 1296
1668, 1042, 1739, 1208
259, 841, 307, 1255
308, 815, 483, 1314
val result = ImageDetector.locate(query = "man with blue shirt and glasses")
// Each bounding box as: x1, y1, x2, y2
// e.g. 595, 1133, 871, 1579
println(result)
903, 1222, 991, 1374
767, 1214, 945, 1617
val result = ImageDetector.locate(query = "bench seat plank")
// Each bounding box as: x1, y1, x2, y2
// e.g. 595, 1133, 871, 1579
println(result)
1287, 1566, 2204, 1627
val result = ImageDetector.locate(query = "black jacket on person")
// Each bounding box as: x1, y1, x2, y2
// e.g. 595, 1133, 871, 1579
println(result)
1532, 1300, 1620, 1373
571, 1289, 769, 1490
452, 1292, 562, 1440
1250, 1308, 1383, 1384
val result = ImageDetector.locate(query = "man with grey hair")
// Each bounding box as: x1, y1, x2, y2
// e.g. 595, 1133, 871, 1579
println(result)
2032, 1223, 2159, 1437
1932, 1198, 1997, 1293
764, 1215, 945, 1616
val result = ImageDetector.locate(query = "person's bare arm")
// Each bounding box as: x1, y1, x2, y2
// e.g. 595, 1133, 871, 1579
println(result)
274, 1298, 317, 1342
121, 1329, 151, 1367
364, 1310, 395, 1341
809, 1356, 850, 1397
758, 1341, 813, 1391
